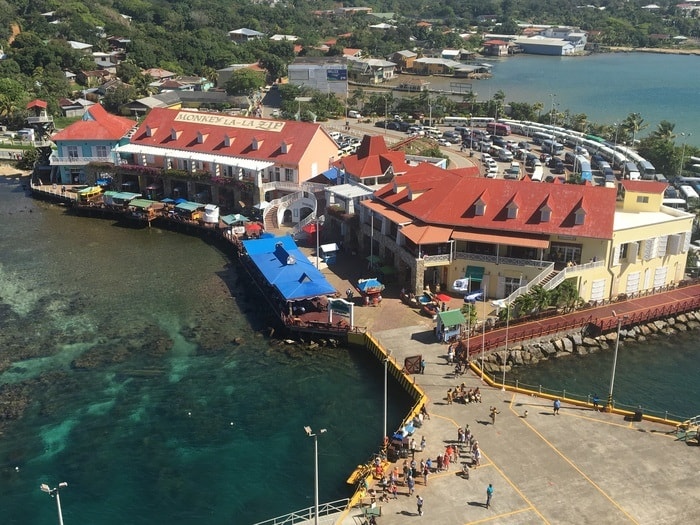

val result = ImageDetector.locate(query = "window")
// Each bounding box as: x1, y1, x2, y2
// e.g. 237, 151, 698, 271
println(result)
636, 196, 649, 203
95, 145, 109, 158
506, 202, 518, 219
540, 205, 551, 222
474, 198, 486, 216
285, 168, 294, 182
274, 167, 280, 181
66, 146, 79, 159
574, 208, 586, 225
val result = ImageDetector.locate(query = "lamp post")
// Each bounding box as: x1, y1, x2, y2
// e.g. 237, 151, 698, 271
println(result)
549, 93, 556, 126
606, 311, 627, 412
502, 301, 510, 391
40, 482, 68, 525
679, 133, 692, 177
428, 97, 433, 127
481, 290, 486, 381
304, 426, 327, 525
384, 95, 389, 136
315, 215, 325, 269
384, 351, 391, 443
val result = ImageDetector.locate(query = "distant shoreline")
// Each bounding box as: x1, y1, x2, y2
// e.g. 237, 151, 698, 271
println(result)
606, 46, 700, 56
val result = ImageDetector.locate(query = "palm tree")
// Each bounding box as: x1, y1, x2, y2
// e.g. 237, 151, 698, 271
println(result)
552, 279, 581, 313
530, 285, 552, 313
513, 293, 535, 318
651, 120, 676, 142
622, 112, 647, 145
533, 102, 544, 122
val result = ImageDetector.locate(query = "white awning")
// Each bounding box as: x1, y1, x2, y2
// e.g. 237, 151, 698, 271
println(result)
114, 144, 274, 171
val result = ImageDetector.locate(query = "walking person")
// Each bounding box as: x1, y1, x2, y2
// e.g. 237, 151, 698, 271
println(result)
407, 474, 415, 496
420, 358, 426, 374
553, 398, 561, 416
416, 494, 424, 516
486, 484, 494, 508
489, 406, 500, 425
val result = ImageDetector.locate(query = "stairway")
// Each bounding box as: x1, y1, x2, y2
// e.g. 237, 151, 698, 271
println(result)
539, 270, 559, 287
264, 204, 278, 231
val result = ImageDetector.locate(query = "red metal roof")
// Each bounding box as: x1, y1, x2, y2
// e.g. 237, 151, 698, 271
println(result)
51, 104, 136, 142
27, 99, 48, 109
128, 108, 329, 166
373, 167, 617, 239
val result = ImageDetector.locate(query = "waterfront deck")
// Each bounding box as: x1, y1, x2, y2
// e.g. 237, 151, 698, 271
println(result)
277, 250, 700, 525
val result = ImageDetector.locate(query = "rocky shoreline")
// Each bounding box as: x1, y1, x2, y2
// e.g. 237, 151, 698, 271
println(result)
482, 310, 700, 373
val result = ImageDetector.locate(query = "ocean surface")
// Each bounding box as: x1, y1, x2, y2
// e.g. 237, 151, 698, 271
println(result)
0, 178, 413, 525
430, 52, 700, 146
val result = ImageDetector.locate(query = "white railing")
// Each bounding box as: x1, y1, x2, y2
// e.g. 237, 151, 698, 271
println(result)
504, 262, 556, 304
27, 116, 54, 124
423, 253, 451, 265
50, 155, 116, 166
262, 190, 317, 228
251, 498, 350, 525
454, 251, 551, 269
261, 180, 327, 194
543, 260, 605, 292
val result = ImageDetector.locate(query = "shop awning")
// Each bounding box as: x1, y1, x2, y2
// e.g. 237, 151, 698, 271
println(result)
400, 224, 453, 245
451, 230, 549, 249
466, 266, 484, 281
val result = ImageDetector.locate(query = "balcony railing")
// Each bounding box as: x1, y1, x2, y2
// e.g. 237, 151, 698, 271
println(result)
455, 251, 551, 268
27, 116, 54, 124
50, 155, 116, 166
423, 253, 452, 266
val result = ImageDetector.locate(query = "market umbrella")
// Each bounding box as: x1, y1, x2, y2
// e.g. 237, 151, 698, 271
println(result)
357, 278, 385, 294
302, 223, 319, 235
434, 293, 452, 303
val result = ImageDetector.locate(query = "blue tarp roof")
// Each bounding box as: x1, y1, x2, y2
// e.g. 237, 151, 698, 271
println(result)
242, 236, 336, 301
357, 278, 384, 293
321, 166, 342, 181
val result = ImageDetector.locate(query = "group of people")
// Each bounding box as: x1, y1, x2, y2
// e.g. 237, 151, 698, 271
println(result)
446, 384, 482, 405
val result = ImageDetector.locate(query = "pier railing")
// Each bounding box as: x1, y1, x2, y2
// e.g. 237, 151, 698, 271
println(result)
251, 498, 349, 525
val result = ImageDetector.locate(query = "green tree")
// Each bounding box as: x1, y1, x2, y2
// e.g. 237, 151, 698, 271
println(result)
622, 112, 647, 145
103, 84, 137, 114
552, 279, 581, 313
0, 78, 27, 117
224, 69, 265, 95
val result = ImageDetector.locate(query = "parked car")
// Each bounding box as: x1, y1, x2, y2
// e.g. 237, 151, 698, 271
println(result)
437, 139, 452, 147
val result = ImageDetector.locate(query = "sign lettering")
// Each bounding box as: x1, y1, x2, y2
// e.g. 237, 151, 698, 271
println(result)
174, 112, 286, 132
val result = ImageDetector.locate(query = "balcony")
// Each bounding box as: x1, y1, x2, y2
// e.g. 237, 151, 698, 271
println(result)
50, 155, 116, 166
27, 115, 54, 124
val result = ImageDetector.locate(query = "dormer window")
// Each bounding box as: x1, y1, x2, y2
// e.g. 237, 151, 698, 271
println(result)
474, 198, 486, 216
574, 207, 586, 225
223, 134, 233, 147
506, 202, 518, 219
197, 131, 208, 144
252, 137, 262, 150
170, 128, 181, 140
281, 141, 292, 154
145, 125, 157, 137
540, 204, 552, 222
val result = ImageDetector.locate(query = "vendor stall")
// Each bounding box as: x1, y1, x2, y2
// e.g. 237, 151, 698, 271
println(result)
357, 278, 385, 306
436, 309, 466, 343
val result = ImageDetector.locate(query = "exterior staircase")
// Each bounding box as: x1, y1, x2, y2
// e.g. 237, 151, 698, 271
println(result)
264, 204, 279, 230
538, 270, 559, 287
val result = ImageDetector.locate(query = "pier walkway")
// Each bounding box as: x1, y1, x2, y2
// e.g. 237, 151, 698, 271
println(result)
297, 252, 700, 525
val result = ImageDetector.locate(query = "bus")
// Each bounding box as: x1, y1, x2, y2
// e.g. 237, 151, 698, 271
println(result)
541, 139, 564, 155
486, 122, 511, 136
574, 155, 593, 182
531, 131, 551, 145
662, 198, 688, 211
444, 116, 470, 127
638, 160, 656, 179
469, 117, 495, 128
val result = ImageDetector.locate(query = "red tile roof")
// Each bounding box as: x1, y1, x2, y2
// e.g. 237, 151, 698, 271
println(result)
373, 168, 617, 239
129, 108, 328, 165
620, 180, 667, 194
51, 104, 135, 142
337, 135, 410, 179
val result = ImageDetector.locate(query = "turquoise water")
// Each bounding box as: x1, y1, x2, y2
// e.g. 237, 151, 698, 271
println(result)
431, 52, 700, 146
0, 179, 413, 524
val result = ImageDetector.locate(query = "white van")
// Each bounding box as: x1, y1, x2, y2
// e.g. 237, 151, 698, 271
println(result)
679, 185, 700, 202
530, 164, 544, 182
348, 110, 362, 119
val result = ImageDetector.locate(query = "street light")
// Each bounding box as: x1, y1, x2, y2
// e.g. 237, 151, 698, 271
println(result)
606, 311, 627, 412
549, 93, 556, 126
384, 351, 391, 443
304, 426, 327, 525
480, 291, 486, 381
679, 133, 692, 177
40, 482, 68, 525
502, 301, 510, 391
315, 215, 325, 269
